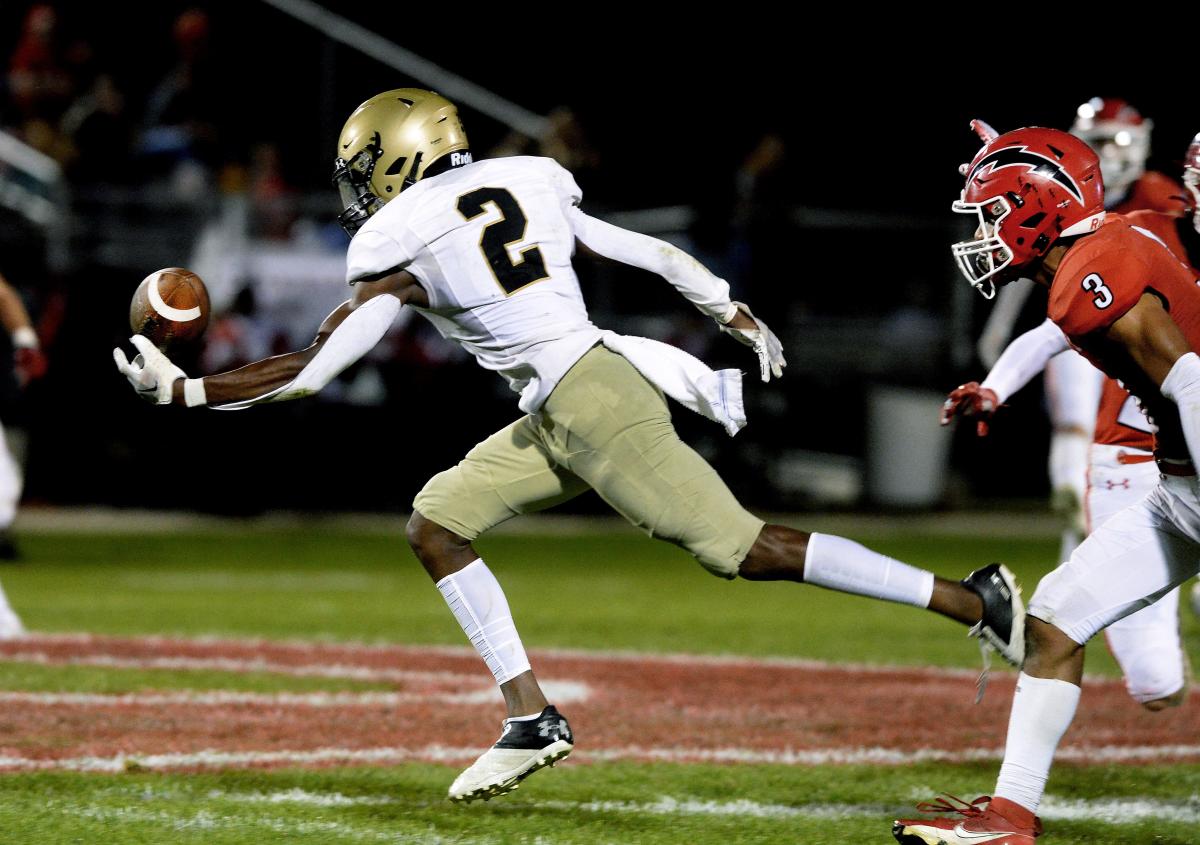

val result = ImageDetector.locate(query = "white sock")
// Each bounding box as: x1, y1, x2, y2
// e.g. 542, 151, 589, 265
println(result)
436, 559, 531, 686
803, 533, 935, 607
994, 672, 1082, 814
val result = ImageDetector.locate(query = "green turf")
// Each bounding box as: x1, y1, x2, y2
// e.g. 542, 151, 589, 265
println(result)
5, 528, 1197, 675
0, 662, 390, 694
0, 525, 1197, 844
0, 762, 1196, 844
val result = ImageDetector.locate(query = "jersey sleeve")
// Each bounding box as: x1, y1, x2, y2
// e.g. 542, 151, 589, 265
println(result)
1047, 239, 1149, 338
345, 229, 409, 284
538, 157, 583, 210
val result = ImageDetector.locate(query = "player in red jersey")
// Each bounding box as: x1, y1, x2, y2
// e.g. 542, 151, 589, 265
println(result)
1072, 97, 1184, 215
939, 143, 1200, 713
975, 101, 1186, 567
895, 127, 1200, 844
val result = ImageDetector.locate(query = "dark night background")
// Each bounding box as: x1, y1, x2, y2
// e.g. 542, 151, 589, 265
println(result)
0, 2, 1193, 515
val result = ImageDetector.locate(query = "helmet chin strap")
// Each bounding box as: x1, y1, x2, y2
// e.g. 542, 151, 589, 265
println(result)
402, 151, 424, 191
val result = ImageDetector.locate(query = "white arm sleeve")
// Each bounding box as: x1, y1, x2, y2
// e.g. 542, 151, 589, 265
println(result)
980, 318, 1072, 403
1160, 352, 1200, 464
567, 206, 736, 322
212, 294, 402, 410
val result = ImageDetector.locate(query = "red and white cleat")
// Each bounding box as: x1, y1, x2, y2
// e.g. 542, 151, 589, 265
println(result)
893, 794, 1042, 844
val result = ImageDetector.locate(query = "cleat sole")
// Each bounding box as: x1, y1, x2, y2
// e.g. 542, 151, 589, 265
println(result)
449, 741, 573, 804
892, 822, 948, 845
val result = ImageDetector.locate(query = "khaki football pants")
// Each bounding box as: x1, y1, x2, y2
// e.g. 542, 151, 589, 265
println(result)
413, 345, 765, 577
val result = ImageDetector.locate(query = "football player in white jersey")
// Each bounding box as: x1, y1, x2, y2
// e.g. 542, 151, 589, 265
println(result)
115, 88, 1026, 802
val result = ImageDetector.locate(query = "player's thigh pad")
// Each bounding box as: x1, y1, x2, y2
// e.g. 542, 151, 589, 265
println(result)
412, 417, 589, 540
1029, 490, 1200, 644
539, 347, 764, 578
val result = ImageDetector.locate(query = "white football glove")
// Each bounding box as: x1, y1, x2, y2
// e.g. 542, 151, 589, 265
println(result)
718, 301, 786, 382
113, 335, 185, 405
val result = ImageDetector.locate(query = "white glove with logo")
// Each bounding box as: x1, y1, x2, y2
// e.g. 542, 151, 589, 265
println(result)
113, 335, 185, 405
718, 301, 787, 382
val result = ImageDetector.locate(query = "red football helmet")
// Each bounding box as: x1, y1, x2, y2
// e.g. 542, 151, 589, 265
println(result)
953, 126, 1105, 298
1070, 97, 1151, 203
1184, 132, 1200, 231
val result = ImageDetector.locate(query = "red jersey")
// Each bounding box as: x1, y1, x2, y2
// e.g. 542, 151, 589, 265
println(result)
1090, 210, 1200, 451
1109, 171, 1188, 216
1048, 215, 1200, 461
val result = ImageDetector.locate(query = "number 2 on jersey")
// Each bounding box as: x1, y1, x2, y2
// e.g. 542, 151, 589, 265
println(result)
457, 187, 549, 295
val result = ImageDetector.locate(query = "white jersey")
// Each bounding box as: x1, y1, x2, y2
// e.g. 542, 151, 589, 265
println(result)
345, 156, 603, 412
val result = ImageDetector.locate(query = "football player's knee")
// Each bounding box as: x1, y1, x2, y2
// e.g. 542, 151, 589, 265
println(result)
405, 510, 469, 560
1141, 686, 1187, 712
1125, 656, 1187, 710
1024, 616, 1080, 665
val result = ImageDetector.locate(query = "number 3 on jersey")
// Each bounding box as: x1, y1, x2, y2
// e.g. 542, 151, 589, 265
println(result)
457, 187, 549, 295
1081, 273, 1113, 309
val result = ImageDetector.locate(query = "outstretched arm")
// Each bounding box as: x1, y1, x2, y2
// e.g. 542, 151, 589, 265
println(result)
568, 207, 736, 321
115, 271, 420, 407
568, 208, 785, 380
981, 318, 1073, 403
943, 318, 1073, 436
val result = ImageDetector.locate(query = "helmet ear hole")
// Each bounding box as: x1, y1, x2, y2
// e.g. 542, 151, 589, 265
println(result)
1020, 212, 1047, 229
384, 157, 408, 177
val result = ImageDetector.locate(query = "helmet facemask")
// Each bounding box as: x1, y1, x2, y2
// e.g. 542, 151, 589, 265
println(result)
333, 141, 386, 236
333, 89, 472, 237
951, 196, 1015, 299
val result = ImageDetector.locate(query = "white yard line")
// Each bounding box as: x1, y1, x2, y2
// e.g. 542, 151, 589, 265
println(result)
89, 789, 1200, 826
0, 680, 591, 707
10, 633, 1128, 687
1, 742, 1196, 773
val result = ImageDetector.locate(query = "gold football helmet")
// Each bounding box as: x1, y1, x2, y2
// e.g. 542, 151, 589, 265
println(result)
333, 88, 471, 234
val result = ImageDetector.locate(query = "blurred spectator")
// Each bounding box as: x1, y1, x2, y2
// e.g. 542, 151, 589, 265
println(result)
7, 4, 74, 123
490, 107, 601, 188
730, 132, 791, 315
59, 72, 133, 185
5, 3, 91, 163
200, 283, 285, 374
137, 8, 219, 198
248, 142, 297, 240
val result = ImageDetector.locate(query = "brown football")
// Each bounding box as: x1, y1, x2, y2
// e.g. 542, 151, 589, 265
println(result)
129, 267, 210, 350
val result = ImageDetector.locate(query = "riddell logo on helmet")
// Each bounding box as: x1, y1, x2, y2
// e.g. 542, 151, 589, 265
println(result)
451, 152, 474, 167
968, 146, 1085, 205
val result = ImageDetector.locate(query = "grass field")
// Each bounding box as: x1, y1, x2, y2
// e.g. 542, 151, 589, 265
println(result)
0, 515, 1196, 843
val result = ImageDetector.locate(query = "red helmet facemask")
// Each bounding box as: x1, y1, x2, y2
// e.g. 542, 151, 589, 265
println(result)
953, 126, 1105, 298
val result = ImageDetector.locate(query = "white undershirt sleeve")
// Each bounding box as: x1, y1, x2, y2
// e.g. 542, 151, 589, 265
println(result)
212, 294, 402, 410
981, 318, 1072, 404
1160, 351, 1200, 464
567, 206, 735, 322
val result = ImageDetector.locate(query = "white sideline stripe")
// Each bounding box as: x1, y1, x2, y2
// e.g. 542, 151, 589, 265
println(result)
2, 742, 1197, 773
16, 633, 1131, 687
0, 680, 591, 708
81, 790, 1200, 826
